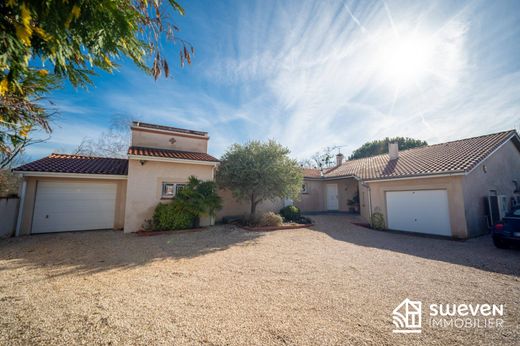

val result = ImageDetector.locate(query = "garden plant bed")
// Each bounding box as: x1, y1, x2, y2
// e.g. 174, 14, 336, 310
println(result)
239, 222, 313, 232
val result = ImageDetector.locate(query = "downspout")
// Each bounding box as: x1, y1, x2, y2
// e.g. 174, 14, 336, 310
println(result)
15, 178, 27, 237
367, 184, 372, 223
361, 181, 372, 223
211, 164, 218, 225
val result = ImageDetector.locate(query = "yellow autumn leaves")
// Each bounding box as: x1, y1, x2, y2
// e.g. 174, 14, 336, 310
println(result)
103, 55, 113, 67
18, 125, 32, 138
13, 2, 77, 47
15, 3, 32, 46
0, 69, 48, 96
0, 79, 8, 96
0, 2, 76, 97
65, 5, 81, 29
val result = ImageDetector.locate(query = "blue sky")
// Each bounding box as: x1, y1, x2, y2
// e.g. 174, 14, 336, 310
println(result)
28, 0, 520, 160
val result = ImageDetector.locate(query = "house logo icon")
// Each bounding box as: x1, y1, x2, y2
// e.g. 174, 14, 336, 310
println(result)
392, 298, 422, 333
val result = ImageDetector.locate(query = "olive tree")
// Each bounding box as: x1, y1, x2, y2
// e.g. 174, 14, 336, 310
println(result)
216, 140, 303, 217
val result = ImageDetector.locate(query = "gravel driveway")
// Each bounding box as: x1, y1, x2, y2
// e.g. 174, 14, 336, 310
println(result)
0, 215, 518, 345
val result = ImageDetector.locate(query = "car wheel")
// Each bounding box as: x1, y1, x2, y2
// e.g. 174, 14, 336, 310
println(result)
493, 236, 509, 249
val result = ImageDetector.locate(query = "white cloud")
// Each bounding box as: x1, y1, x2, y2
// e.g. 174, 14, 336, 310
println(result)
198, 0, 518, 159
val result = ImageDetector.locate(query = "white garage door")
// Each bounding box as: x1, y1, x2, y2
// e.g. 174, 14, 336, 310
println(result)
32, 181, 117, 234
386, 190, 451, 236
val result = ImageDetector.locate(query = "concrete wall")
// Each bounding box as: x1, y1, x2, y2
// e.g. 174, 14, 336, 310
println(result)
295, 179, 324, 212
124, 159, 215, 232
337, 178, 359, 212
131, 128, 208, 153
367, 175, 467, 238
359, 182, 370, 222
18, 177, 127, 236
462, 140, 520, 236
295, 178, 359, 213
0, 197, 19, 237
216, 189, 284, 220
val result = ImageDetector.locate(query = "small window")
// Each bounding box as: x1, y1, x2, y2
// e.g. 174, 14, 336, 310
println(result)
162, 183, 175, 198
301, 183, 308, 194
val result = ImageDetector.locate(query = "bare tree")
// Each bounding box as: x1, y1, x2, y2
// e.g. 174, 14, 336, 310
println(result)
73, 114, 131, 158
0, 135, 49, 169
300, 146, 343, 169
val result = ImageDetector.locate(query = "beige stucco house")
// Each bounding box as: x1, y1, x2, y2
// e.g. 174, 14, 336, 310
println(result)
13, 123, 520, 240
295, 130, 520, 239
13, 122, 281, 236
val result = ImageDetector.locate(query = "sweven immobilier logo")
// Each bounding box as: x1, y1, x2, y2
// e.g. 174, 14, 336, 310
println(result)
392, 298, 505, 333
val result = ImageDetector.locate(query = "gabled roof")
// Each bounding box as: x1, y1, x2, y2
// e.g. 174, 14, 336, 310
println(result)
308, 130, 519, 181
128, 146, 219, 162
132, 121, 208, 137
13, 154, 129, 176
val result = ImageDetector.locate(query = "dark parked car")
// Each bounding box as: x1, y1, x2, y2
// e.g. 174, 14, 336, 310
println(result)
493, 206, 520, 248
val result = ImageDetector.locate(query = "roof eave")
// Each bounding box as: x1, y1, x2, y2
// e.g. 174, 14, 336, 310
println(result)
364, 171, 467, 183
13, 171, 128, 179
128, 154, 219, 166
304, 174, 359, 181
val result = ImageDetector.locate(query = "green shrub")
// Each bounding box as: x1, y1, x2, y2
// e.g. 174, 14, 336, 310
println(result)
259, 212, 283, 227
279, 205, 301, 221
177, 176, 222, 218
152, 201, 195, 231
371, 212, 385, 231
151, 176, 223, 231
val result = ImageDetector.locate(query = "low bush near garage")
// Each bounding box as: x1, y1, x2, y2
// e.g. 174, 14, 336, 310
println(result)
371, 211, 385, 231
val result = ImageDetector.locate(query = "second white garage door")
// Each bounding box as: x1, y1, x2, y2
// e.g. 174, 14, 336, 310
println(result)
32, 181, 117, 234
386, 190, 451, 236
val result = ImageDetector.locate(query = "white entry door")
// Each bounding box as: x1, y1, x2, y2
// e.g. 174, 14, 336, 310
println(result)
386, 190, 451, 236
326, 184, 339, 210
32, 181, 117, 234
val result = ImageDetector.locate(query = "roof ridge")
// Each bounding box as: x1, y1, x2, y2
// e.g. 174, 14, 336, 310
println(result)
49, 153, 127, 161
341, 129, 517, 166
415, 129, 516, 150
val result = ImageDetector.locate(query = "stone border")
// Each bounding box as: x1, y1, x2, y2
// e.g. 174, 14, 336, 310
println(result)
135, 227, 209, 236
240, 223, 313, 232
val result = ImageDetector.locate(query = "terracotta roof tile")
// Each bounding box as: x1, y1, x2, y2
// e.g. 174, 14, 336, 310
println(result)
302, 168, 322, 178
325, 130, 518, 181
128, 146, 219, 162
13, 154, 128, 175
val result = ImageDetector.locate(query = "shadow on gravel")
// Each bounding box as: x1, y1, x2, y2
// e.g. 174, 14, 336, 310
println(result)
310, 215, 520, 277
0, 225, 261, 277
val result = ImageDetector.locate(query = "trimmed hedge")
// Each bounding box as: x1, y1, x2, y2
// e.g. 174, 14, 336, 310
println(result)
152, 201, 195, 231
